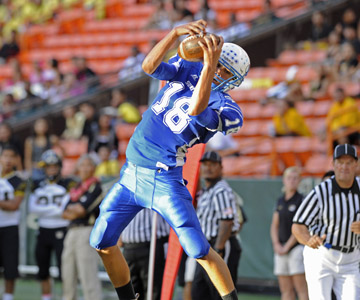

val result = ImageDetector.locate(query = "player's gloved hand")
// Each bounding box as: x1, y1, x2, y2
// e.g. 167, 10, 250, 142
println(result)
306, 234, 326, 249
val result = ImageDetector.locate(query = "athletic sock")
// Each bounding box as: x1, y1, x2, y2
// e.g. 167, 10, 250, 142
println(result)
2, 294, 14, 300
41, 294, 52, 300
222, 289, 238, 300
115, 281, 136, 300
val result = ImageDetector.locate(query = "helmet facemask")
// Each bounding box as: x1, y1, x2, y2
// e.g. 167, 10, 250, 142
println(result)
212, 43, 250, 93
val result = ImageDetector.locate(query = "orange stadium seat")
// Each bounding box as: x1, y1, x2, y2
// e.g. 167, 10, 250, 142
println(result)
295, 101, 313, 117
275, 137, 299, 167
122, 4, 156, 17
271, 49, 327, 66
229, 88, 268, 103
222, 155, 273, 177
303, 154, 333, 177
313, 100, 331, 117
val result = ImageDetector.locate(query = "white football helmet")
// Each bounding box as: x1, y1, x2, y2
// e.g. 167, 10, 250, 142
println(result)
212, 43, 250, 93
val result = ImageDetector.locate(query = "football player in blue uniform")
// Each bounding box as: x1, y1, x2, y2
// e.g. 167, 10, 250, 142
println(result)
90, 19, 250, 300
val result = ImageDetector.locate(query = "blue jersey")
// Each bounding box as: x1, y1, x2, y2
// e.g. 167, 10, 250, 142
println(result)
126, 55, 243, 169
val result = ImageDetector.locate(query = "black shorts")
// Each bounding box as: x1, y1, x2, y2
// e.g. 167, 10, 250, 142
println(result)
0, 225, 19, 280
35, 227, 67, 280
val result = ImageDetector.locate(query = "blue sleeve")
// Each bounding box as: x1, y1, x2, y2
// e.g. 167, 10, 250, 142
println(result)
192, 99, 243, 135
192, 107, 220, 130
219, 102, 243, 135
149, 55, 182, 81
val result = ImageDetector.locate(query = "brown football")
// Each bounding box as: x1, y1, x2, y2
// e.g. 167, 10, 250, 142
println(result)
177, 33, 220, 62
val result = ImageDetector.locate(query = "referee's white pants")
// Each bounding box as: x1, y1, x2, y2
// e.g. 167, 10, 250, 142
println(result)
303, 246, 360, 300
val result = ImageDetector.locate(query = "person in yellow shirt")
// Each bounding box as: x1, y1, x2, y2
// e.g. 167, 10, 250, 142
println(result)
110, 89, 141, 124
326, 87, 360, 146
94, 145, 120, 180
273, 99, 312, 137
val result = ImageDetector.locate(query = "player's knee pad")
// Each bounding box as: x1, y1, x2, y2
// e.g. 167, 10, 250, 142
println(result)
89, 217, 114, 250
178, 227, 210, 259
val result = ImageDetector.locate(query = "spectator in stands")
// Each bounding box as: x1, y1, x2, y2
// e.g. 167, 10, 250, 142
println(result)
309, 11, 331, 43
326, 87, 360, 147
0, 93, 16, 121
74, 56, 99, 90
145, 0, 172, 30
0, 146, 26, 300
2, 59, 26, 101
118, 46, 145, 80
262, 66, 306, 105
307, 64, 332, 100
24, 118, 60, 180
89, 112, 118, 160
28, 150, 76, 300
62, 154, 103, 300
110, 89, 141, 124
251, 0, 280, 28
80, 102, 98, 151
42, 72, 64, 104
333, 42, 359, 81
272, 99, 312, 137
57, 73, 85, 102
270, 166, 309, 300
323, 31, 341, 67
335, 8, 358, 34
342, 26, 360, 55
94, 145, 120, 180
0, 122, 23, 170
43, 58, 63, 83
0, 30, 19, 63
61, 105, 86, 140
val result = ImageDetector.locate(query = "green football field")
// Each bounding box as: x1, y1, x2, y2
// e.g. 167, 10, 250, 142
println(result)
1, 278, 281, 300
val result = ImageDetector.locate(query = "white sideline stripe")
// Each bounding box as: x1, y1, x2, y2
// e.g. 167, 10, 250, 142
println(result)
18, 265, 111, 281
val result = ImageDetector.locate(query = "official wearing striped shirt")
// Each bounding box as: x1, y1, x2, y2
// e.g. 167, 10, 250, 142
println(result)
119, 208, 170, 300
191, 151, 244, 300
292, 144, 360, 300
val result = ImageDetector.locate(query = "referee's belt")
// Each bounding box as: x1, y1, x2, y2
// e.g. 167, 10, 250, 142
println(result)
330, 245, 355, 254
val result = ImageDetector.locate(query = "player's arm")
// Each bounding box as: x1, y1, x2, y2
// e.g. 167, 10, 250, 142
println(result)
188, 35, 224, 116
0, 194, 23, 211
270, 211, 284, 254
62, 203, 86, 220
142, 20, 207, 75
214, 219, 233, 254
292, 223, 326, 249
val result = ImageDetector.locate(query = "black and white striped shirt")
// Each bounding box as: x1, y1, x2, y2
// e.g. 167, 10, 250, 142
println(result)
196, 179, 241, 241
121, 208, 170, 244
293, 176, 360, 248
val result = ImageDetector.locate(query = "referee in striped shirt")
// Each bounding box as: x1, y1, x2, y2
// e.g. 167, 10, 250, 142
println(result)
292, 144, 360, 300
191, 151, 244, 300
119, 209, 170, 300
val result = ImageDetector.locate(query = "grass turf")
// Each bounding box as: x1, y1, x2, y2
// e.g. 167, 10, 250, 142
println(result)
0, 278, 280, 300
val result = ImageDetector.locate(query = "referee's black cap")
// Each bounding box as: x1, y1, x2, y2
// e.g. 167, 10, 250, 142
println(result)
333, 144, 358, 161
200, 151, 222, 163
